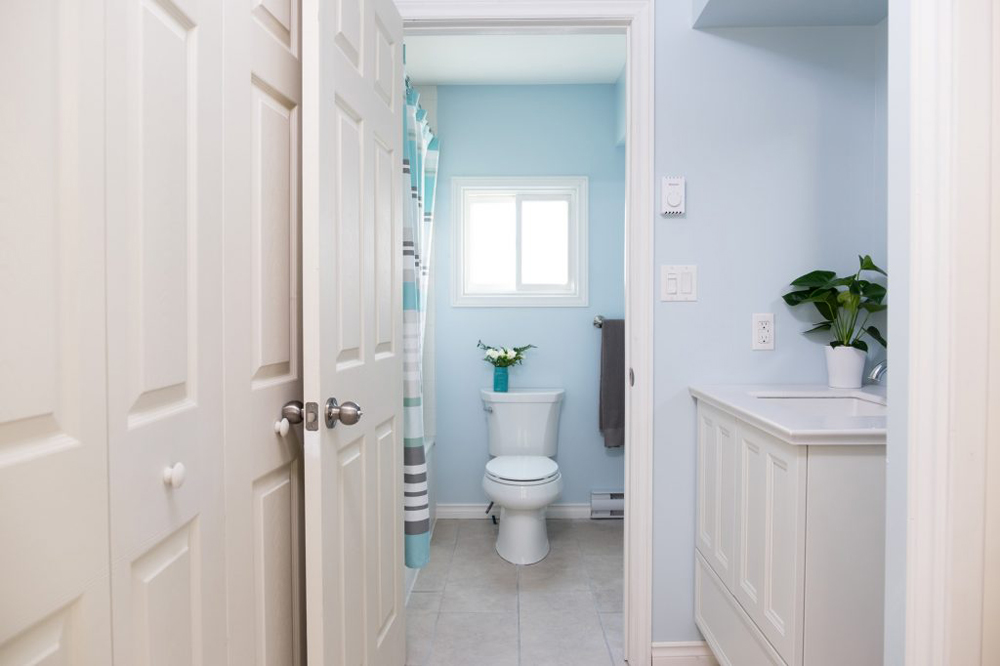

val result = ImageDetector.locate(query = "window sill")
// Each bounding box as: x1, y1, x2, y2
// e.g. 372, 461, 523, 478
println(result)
451, 292, 589, 308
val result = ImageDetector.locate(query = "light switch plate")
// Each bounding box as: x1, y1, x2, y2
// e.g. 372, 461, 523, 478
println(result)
661, 265, 697, 301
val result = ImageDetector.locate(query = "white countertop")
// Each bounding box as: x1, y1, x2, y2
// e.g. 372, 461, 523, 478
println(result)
689, 384, 887, 445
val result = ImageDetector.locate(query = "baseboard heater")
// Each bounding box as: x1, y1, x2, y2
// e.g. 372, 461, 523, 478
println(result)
590, 490, 624, 519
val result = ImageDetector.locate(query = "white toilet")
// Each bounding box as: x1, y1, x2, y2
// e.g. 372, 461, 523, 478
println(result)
481, 388, 565, 565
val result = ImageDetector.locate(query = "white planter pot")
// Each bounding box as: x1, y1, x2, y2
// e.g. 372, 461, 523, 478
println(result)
825, 345, 867, 389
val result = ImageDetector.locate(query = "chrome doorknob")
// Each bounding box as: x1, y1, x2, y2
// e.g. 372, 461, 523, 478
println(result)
274, 400, 304, 436
325, 398, 363, 428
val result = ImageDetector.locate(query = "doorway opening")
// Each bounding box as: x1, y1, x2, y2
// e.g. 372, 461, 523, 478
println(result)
394, 2, 655, 663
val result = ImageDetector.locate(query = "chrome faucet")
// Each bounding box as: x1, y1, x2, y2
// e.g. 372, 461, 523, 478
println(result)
868, 360, 888, 383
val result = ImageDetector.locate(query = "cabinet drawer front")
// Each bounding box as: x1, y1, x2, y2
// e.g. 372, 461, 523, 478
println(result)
696, 552, 786, 666
696, 403, 737, 587
734, 423, 806, 666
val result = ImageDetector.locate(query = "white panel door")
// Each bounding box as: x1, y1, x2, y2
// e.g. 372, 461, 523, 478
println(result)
696, 403, 736, 589
223, 0, 306, 663
104, 0, 228, 663
301, 0, 405, 662
734, 423, 806, 666
0, 3, 113, 662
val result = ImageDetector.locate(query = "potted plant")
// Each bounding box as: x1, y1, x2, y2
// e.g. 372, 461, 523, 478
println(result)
477, 340, 536, 392
782, 255, 887, 389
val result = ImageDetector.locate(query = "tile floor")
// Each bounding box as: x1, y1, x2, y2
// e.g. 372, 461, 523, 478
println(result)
406, 518, 624, 666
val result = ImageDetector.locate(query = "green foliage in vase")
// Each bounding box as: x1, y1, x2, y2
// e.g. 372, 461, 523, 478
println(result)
477, 340, 536, 368
782, 255, 888, 352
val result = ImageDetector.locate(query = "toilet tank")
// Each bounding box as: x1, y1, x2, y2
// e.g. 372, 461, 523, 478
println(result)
481, 389, 565, 457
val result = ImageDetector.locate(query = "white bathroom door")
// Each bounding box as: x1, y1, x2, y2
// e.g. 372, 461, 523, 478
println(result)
301, 0, 406, 663
222, 0, 307, 663
0, 3, 113, 662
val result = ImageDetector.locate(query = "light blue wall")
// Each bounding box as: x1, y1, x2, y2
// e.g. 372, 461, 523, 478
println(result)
432, 84, 626, 505
652, 5, 888, 641
614, 69, 626, 146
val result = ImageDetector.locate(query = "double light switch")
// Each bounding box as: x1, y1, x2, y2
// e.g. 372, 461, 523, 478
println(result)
661, 265, 697, 302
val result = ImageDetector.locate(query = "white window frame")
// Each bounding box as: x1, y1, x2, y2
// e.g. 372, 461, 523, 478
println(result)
450, 176, 589, 307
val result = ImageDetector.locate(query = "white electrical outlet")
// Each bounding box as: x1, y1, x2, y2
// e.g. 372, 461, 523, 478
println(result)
752, 313, 775, 350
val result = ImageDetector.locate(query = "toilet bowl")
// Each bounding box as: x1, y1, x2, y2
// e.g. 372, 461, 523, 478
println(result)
483, 455, 563, 564
480, 389, 565, 565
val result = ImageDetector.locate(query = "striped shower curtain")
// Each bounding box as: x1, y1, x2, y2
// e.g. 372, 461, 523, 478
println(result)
402, 80, 438, 569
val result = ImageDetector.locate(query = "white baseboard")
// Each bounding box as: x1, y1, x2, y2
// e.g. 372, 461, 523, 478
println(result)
434, 502, 592, 520
651, 641, 719, 666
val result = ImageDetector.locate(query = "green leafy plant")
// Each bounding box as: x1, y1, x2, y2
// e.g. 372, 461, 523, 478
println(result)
477, 340, 536, 368
782, 255, 888, 352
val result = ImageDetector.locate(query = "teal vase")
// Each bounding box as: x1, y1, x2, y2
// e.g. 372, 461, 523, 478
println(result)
493, 366, 509, 392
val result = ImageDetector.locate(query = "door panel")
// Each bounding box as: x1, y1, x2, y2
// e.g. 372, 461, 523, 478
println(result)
224, 0, 305, 663
0, 2, 112, 661
105, 0, 227, 662
302, 0, 405, 662
734, 424, 806, 666
696, 403, 736, 588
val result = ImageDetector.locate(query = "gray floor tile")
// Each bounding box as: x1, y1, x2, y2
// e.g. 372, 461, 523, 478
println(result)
405, 610, 438, 666
520, 601, 612, 666
591, 576, 624, 613
429, 612, 519, 666
412, 554, 451, 592
407, 591, 442, 613
600, 612, 624, 664
431, 519, 460, 546
406, 518, 623, 665
441, 574, 518, 612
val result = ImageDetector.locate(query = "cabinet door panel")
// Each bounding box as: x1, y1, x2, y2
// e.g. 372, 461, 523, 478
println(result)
734, 423, 806, 666
696, 403, 737, 588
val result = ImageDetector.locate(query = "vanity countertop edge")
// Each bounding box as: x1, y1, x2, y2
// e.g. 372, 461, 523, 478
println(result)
689, 384, 887, 446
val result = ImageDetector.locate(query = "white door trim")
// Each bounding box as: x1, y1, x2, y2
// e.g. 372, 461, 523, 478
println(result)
395, 2, 655, 664
904, 0, 998, 662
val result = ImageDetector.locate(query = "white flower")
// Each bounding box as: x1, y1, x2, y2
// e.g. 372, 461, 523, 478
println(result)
486, 348, 501, 360
503, 348, 516, 360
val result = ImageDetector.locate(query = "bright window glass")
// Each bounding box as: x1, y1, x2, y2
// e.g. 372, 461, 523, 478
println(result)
520, 198, 569, 285
452, 177, 588, 307
467, 197, 516, 290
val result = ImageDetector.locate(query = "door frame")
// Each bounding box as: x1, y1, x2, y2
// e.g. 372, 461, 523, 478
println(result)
395, 1, 655, 663
901, 0, 999, 661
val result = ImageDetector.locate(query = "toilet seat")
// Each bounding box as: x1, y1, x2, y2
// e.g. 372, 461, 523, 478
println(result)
485, 455, 559, 484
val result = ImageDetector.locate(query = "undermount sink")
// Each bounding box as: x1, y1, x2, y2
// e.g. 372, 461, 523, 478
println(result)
750, 391, 887, 417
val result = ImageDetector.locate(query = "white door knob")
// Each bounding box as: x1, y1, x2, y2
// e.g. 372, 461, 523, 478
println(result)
274, 417, 290, 436
162, 462, 186, 489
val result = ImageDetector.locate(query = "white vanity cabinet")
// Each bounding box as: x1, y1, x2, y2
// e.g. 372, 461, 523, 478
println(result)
692, 388, 886, 666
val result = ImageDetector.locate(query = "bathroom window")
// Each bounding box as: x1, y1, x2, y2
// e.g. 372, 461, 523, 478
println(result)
451, 176, 588, 307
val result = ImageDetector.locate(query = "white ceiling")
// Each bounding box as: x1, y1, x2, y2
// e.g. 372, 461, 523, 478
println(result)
404, 34, 627, 86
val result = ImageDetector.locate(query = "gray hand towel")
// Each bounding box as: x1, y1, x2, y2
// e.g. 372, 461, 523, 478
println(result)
599, 319, 625, 448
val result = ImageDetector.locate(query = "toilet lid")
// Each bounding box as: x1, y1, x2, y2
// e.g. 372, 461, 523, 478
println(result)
486, 456, 559, 482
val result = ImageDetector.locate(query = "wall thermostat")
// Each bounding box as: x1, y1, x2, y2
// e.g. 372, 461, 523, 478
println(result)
661, 176, 686, 215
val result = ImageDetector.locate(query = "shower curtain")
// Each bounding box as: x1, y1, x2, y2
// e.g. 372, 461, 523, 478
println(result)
402, 80, 438, 569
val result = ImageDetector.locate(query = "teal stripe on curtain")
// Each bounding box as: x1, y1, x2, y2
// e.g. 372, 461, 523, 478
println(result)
402, 78, 439, 569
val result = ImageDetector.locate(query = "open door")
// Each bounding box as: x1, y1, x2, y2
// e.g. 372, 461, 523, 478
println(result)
301, 0, 406, 664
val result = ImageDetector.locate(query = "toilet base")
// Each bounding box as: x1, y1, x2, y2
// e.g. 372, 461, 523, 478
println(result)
495, 507, 550, 565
